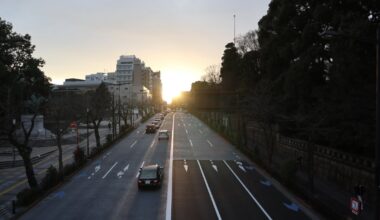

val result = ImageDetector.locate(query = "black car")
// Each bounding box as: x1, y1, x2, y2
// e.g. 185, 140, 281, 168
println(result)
137, 164, 164, 189
146, 124, 156, 133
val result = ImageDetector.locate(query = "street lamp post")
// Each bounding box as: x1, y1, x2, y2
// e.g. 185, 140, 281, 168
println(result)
375, 17, 380, 220
86, 108, 89, 157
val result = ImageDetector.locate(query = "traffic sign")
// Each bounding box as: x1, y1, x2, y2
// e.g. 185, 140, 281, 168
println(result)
351, 197, 360, 215
70, 121, 77, 128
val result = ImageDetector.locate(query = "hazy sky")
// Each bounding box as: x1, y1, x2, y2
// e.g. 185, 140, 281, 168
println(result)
1, 0, 271, 102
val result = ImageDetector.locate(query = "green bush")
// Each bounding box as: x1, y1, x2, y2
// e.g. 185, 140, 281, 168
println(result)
41, 165, 59, 191
63, 163, 77, 176
74, 147, 86, 166
16, 188, 40, 206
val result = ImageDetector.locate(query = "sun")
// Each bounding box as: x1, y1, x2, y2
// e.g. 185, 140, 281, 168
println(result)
161, 68, 198, 103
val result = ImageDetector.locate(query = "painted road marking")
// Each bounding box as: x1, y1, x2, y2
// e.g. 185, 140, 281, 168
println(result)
184, 160, 188, 172
136, 161, 146, 178
207, 140, 213, 147
197, 160, 222, 220
130, 140, 138, 148
185, 129, 188, 134
150, 139, 156, 148
283, 202, 299, 212
199, 129, 203, 134
123, 164, 130, 172
260, 180, 272, 187
223, 160, 272, 220
210, 160, 218, 172
165, 113, 175, 220
189, 139, 193, 147
102, 162, 118, 179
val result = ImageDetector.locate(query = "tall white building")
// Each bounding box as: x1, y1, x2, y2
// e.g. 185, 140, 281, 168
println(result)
115, 55, 141, 84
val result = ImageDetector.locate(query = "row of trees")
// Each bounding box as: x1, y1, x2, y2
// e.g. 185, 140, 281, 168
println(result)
197, 0, 378, 159
0, 17, 126, 190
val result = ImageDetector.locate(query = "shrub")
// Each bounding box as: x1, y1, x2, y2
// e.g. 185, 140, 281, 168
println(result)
63, 163, 77, 176
40, 165, 59, 191
281, 159, 298, 186
106, 134, 112, 143
16, 188, 40, 206
74, 147, 86, 166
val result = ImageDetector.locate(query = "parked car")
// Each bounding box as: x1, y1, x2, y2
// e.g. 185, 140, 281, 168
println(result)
158, 130, 169, 140
154, 119, 161, 129
146, 124, 156, 133
137, 164, 164, 189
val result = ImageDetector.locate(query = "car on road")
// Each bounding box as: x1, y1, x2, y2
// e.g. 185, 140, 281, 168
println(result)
146, 124, 156, 133
158, 130, 169, 140
137, 164, 164, 189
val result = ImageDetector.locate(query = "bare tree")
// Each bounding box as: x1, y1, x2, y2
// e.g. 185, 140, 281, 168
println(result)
45, 93, 77, 176
236, 30, 260, 54
201, 65, 222, 84
87, 83, 111, 148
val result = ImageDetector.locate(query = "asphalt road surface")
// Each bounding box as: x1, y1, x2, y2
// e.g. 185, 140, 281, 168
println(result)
20, 112, 316, 220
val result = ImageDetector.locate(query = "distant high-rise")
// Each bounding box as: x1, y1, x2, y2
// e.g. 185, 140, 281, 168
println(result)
115, 55, 141, 84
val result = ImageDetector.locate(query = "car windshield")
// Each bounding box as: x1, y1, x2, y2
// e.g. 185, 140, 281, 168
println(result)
140, 169, 157, 179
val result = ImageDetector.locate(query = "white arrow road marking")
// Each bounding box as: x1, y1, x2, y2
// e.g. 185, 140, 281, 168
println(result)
210, 160, 218, 172
117, 171, 124, 179
189, 139, 193, 147
197, 160, 222, 220
102, 162, 118, 179
123, 164, 129, 172
207, 140, 213, 147
239, 165, 247, 172
136, 161, 145, 178
184, 160, 188, 172
130, 140, 137, 148
95, 165, 101, 173
223, 160, 272, 220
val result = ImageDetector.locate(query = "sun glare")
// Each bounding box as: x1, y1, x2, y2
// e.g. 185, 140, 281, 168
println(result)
161, 68, 200, 104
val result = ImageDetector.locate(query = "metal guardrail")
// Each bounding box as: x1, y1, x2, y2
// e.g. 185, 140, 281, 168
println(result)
0, 150, 56, 169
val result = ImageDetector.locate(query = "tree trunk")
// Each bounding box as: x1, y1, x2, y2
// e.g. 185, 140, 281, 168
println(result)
93, 121, 101, 148
19, 148, 39, 189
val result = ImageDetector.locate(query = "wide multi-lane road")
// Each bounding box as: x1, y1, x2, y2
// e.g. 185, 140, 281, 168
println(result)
21, 112, 317, 220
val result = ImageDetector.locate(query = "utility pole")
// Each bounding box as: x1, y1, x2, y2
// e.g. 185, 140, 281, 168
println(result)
376, 16, 380, 220
86, 108, 89, 157
233, 14, 236, 44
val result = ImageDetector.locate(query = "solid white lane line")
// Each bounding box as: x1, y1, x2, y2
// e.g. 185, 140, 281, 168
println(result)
130, 140, 138, 148
197, 160, 222, 220
102, 162, 118, 179
150, 140, 156, 148
189, 139, 193, 147
165, 113, 175, 220
136, 161, 145, 178
223, 160, 272, 220
207, 140, 213, 147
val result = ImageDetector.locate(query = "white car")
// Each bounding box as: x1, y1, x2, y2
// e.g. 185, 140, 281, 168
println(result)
158, 130, 169, 140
